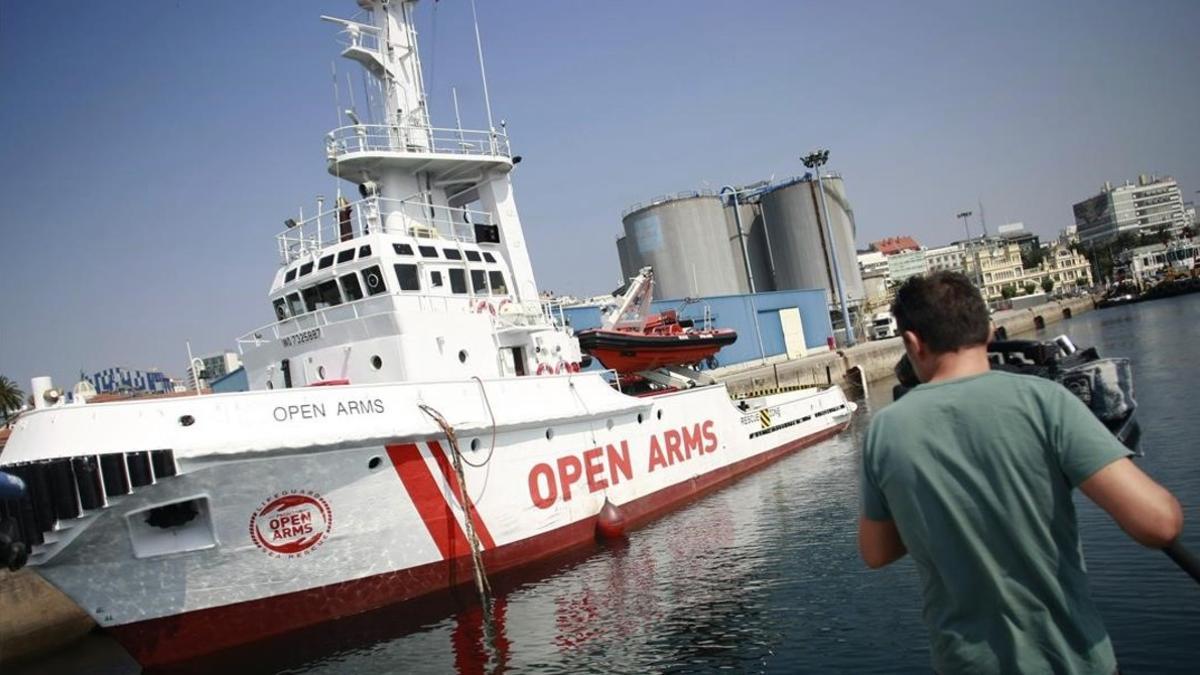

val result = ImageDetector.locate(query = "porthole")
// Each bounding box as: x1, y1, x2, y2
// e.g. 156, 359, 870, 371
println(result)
179, 415, 195, 427
656, 409, 663, 420
636, 413, 644, 424
605, 419, 615, 431
458, 350, 468, 364
368, 456, 383, 470
545, 428, 555, 441
317, 365, 326, 379
371, 355, 383, 370
470, 438, 481, 451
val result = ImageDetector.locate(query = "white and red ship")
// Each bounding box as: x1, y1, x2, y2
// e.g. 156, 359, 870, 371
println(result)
0, 1, 853, 667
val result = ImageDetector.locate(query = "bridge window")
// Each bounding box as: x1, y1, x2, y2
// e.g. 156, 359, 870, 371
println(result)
358, 245, 372, 257
489, 271, 508, 295
443, 248, 463, 260
394, 264, 420, 291
315, 279, 342, 307
483, 252, 497, 263
431, 270, 444, 288
465, 250, 482, 262
393, 243, 413, 256
318, 254, 334, 270
273, 298, 288, 320
362, 265, 387, 296
299, 261, 314, 277
340, 273, 364, 301
301, 286, 320, 312
284, 268, 298, 283
336, 248, 355, 264
471, 270, 487, 293
418, 245, 439, 258
449, 268, 467, 294
287, 292, 304, 316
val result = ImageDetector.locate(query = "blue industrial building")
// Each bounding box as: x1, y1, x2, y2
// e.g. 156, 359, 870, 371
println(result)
562, 289, 833, 368
87, 366, 173, 394
210, 367, 249, 393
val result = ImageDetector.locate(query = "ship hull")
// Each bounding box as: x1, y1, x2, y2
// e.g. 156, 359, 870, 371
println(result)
7, 375, 850, 668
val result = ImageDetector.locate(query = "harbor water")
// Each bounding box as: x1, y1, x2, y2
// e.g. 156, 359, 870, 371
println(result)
21, 296, 1200, 674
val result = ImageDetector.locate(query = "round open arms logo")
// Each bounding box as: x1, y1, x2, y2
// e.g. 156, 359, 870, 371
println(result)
250, 491, 333, 557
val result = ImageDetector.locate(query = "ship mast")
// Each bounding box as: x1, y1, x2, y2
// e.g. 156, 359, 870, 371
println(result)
320, 0, 541, 303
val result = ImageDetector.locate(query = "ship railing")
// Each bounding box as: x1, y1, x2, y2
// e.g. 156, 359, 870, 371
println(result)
327, 124, 511, 160
275, 196, 490, 264
237, 293, 550, 350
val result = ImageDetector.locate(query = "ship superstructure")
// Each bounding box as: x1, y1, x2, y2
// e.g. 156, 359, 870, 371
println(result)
0, 2, 853, 667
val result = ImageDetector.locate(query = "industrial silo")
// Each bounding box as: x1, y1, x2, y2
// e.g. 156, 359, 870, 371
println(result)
621, 193, 742, 300
760, 175, 865, 305
615, 235, 636, 283
724, 200, 776, 293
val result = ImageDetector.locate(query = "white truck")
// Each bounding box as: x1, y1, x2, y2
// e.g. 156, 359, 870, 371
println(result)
871, 311, 898, 340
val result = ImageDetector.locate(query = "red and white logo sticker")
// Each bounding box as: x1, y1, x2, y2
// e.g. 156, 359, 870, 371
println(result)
249, 491, 332, 558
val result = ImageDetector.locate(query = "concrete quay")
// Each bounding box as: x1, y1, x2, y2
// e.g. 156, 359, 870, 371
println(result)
717, 295, 1097, 398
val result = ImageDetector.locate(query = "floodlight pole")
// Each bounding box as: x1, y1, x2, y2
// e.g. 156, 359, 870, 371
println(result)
803, 149, 855, 347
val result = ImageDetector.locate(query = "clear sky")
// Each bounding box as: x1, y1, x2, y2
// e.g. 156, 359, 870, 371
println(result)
1, 0, 1198, 391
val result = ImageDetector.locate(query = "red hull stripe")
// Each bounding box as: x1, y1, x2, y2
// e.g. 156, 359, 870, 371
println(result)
427, 440, 497, 550
109, 423, 848, 668
385, 443, 471, 560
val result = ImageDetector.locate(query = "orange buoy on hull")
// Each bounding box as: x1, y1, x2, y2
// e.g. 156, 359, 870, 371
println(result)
595, 499, 626, 540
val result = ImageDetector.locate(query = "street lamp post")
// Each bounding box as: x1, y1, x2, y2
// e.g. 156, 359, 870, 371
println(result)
802, 149, 855, 348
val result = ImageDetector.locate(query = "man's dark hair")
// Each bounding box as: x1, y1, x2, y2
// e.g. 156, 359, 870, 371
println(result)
891, 272, 990, 353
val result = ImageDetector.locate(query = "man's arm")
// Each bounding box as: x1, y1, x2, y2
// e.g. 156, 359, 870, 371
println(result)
1080, 458, 1183, 548
858, 514, 907, 568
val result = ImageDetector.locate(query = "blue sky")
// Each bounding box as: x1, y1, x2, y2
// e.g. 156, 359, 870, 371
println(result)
1, 0, 1198, 391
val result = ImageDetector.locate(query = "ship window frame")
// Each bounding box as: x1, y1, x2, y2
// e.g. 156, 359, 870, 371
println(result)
418, 245, 439, 259
449, 268, 468, 294
443, 248, 463, 260
362, 265, 387, 296
318, 254, 335, 270
482, 252, 497, 263
394, 263, 421, 291
430, 270, 444, 288
358, 245, 372, 258
488, 271, 508, 295
393, 243, 414, 256
340, 272, 364, 301
286, 292, 304, 316
471, 269, 487, 294
301, 285, 321, 312
313, 279, 342, 308
299, 261, 314, 277
284, 268, 298, 283
465, 250, 482, 262
336, 248, 355, 264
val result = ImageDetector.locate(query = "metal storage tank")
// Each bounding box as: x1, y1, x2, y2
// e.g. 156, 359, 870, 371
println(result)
615, 235, 636, 283
620, 192, 742, 300
759, 175, 865, 305
724, 200, 776, 293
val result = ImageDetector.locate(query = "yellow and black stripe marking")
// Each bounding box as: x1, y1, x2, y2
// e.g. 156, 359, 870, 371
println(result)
759, 409, 772, 429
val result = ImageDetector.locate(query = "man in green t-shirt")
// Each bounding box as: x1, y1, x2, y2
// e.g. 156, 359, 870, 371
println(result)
859, 272, 1183, 674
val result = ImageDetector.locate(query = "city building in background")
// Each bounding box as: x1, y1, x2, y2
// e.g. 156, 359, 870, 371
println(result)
925, 243, 968, 274
997, 222, 1041, 259
965, 242, 1092, 301
1072, 175, 1190, 245
885, 248, 928, 285
856, 250, 888, 277
186, 351, 242, 390
87, 366, 174, 395
870, 236, 920, 255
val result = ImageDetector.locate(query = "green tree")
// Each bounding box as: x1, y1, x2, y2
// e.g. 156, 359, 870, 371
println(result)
1021, 246, 1046, 270
0, 375, 23, 424
1001, 284, 1017, 300
1023, 281, 1038, 296
1041, 276, 1055, 294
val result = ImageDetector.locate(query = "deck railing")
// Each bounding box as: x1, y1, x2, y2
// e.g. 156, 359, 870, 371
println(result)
326, 124, 511, 160
275, 196, 491, 264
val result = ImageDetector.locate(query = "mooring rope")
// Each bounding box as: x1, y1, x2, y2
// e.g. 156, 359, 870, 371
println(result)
417, 403, 495, 633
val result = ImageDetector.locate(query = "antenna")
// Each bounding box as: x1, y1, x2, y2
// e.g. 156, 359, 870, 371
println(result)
470, 0, 496, 132
331, 61, 342, 127
452, 86, 465, 144
978, 197, 988, 237
346, 73, 357, 121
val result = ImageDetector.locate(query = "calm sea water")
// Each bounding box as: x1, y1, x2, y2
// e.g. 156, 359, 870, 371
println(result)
22, 296, 1200, 674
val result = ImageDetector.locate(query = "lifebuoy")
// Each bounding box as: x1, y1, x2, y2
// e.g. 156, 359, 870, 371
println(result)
475, 300, 496, 315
